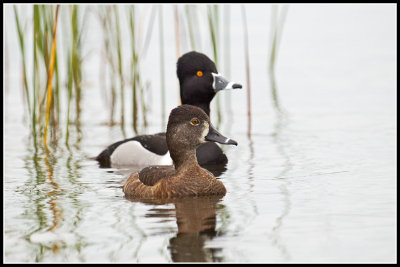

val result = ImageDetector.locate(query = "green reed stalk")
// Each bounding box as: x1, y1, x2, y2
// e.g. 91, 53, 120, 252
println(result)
174, 5, 180, 58
32, 7, 40, 148
139, 6, 157, 130
207, 5, 218, 67
66, 54, 73, 145
32, 5, 61, 140
4, 27, 9, 95
241, 5, 252, 137
185, 5, 196, 51
71, 5, 83, 130
65, 4, 84, 144
158, 5, 166, 127
269, 5, 289, 114
129, 6, 138, 133
140, 79, 148, 129
98, 6, 115, 125
113, 5, 125, 134
223, 5, 232, 118
141, 5, 157, 58
14, 6, 31, 115
207, 5, 222, 125
43, 5, 59, 147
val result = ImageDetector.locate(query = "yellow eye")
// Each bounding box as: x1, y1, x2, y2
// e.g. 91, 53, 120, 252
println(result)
190, 118, 200, 126
196, 71, 203, 77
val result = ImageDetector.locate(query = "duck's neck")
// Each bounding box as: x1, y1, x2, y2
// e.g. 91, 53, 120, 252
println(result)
193, 102, 211, 118
170, 148, 200, 173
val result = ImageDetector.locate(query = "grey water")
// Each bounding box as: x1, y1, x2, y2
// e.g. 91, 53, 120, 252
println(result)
4, 4, 396, 263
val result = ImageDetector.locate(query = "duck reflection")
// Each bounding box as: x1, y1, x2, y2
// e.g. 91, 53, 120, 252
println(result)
125, 196, 224, 262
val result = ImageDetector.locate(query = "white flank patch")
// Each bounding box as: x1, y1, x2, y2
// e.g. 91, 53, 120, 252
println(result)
110, 140, 172, 167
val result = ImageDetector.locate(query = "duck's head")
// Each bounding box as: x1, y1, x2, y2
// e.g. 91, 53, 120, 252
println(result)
177, 51, 242, 116
166, 105, 237, 154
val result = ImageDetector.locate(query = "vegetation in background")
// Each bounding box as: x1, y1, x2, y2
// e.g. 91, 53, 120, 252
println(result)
12, 4, 288, 148
15, 5, 62, 148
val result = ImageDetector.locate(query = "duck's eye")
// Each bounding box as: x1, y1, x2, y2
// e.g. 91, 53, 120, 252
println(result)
190, 118, 200, 126
196, 71, 203, 77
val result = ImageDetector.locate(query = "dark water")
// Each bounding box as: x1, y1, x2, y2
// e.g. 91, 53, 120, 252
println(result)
4, 4, 396, 263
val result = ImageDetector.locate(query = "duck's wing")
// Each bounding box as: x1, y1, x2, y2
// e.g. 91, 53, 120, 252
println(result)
96, 132, 168, 168
133, 132, 168, 156
138, 165, 175, 186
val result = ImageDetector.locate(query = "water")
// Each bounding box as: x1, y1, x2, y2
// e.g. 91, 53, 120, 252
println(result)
4, 4, 397, 263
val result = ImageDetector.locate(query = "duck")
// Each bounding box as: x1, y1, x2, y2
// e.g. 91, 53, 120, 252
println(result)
123, 105, 237, 199
96, 51, 242, 168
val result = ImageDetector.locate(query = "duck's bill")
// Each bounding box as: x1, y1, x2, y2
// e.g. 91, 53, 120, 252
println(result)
212, 73, 242, 92
205, 124, 238, 146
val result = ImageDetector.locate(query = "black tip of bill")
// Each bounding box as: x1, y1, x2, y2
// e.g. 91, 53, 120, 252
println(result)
232, 83, 242, 89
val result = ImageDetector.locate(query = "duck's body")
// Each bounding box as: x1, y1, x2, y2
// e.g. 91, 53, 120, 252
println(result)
97, 133, 227, 168
123, 162, 226, 199
97, 51, 241, 168
123, 105, 236, 199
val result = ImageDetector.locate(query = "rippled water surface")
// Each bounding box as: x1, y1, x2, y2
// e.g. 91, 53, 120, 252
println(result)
4, 4, 396, 263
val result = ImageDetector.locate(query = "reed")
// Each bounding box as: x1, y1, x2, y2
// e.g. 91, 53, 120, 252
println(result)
128, 6, 138, 133
223, 5, 232, 119
184, 5, 196, 51
14, 6, 32, 117
207, 4, 222, 125
14, 5, 37, 148
12, 4, 89, 148
43, 5, 60, 147
137, 6, 157, 130
241, 5, 252, 137
65, 4, 85, 145
96, 5, 154, 134
174, 5, 180, 58
158, 5, 166, 127
113, 5, 125, 135
97, 6, 118, 126
14, 5, 63, 147
268, 5, 289, 114
130, 6, 159, 132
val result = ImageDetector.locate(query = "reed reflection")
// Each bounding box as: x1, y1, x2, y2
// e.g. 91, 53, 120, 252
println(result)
22, 146, 65, 257
20, 126, 86, 260
126, 196, 225, 262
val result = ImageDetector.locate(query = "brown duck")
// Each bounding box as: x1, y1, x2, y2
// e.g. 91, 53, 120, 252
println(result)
123, 105, 237, 199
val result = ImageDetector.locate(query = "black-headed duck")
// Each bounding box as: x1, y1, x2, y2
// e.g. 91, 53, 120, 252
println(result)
123, 105, 237, 199
96, 51, 242, 168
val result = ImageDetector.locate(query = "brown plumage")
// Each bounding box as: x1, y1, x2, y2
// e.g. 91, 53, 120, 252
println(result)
123, 105, 237, 199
